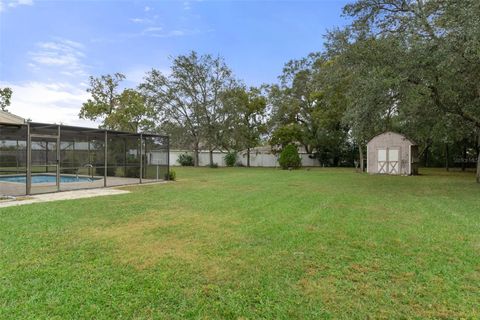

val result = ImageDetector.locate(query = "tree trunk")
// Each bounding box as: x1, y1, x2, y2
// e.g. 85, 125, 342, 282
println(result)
477, 133, 480, 183
477, 151, 480, 183
462, 144, 467, 172
424, 145, 429, 167
333, 154, 339, 167
445, 143, 449, 171
247, 148, 250, 167
209, 150, 214, 167
359, 144, 364, 172
194, 143, 199, 167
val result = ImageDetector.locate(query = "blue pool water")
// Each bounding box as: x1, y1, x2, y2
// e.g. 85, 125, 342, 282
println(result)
0, 175, 98, 184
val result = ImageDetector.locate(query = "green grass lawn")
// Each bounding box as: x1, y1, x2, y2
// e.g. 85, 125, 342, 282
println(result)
1, 167, 479, 319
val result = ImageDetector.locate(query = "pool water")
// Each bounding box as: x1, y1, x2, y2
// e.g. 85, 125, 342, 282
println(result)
0, 175, 98, 184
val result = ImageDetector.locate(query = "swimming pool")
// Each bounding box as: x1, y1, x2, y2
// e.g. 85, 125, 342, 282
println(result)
0, 175, 99, 184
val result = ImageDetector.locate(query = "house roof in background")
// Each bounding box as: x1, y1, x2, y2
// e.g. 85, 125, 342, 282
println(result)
0, 110, 25, 124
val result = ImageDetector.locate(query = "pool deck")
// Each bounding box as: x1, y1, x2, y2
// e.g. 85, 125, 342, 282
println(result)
0, 175, 160, 196
0, 188, 131, 208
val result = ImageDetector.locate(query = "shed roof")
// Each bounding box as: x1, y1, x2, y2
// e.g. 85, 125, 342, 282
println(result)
367, 131, 417, 146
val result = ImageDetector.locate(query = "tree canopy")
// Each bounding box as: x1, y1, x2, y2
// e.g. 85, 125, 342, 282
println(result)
74, 0, 480, 180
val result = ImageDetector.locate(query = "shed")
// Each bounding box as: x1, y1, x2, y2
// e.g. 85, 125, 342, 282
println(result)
367, 132, 418, 175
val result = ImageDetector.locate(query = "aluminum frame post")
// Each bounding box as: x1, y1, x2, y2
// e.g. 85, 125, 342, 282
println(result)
104, 130, 108, 187
26, 123, 31, 195
56, 125, 60, 191
139, 133, 143, 184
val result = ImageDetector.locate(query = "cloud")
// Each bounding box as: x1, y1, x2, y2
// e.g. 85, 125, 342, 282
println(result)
143, 26, 163, 33
141, 27, 203, 38
144, 6, 150, 12
130, 17, 154, 24
0, 81, 98, 127
120, 25, 201, 39
0, 0, 33, 12
28, 38, 88, 77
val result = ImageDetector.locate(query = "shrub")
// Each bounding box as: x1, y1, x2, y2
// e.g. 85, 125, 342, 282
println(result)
165, 170, 176, 181
125, 166, 140, 178
95, 164, 117, 176
224, 152, 237, 167
209, 163, 218, 168
0, 154, 17, 166
278, 144, 301, 169
177, 153, 194, 166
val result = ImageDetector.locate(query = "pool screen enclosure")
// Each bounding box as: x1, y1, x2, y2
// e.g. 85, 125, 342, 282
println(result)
0, 122, 169, 196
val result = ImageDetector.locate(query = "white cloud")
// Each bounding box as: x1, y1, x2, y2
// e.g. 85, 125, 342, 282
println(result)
0, 81, 98, 127
141, 27, 202, 38
0, 0, 33, 11
143, 26, 163, 33
130, 17, 154, 24
144, 6, 150, 12
29, 38, 87, 77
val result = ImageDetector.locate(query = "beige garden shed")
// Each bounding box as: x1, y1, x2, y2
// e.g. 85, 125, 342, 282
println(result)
367, 132, 418, 175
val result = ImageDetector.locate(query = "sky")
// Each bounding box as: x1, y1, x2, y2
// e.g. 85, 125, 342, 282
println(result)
0, 0, 350, 127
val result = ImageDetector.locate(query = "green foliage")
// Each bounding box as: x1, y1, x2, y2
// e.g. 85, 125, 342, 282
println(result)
0, 87, 12, 111
268, 53, 350, 165
124, 166, 140, 178
221, 86, 267, 154
278, 144, 301, 169
177, 153, 194, 166
95, 165, 116, 176
140, 51, 236, 166
269, 124, 303, 152
165, 170, 176, 181
79, 73, 154, 133
337, 0, 480, 180
0, 154, 16, 166
224, 152, 237, 167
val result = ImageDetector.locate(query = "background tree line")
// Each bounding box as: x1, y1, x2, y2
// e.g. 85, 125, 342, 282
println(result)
2, 0, 479, 181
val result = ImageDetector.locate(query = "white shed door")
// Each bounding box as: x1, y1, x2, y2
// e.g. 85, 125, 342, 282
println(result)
377, 149, 387, 173
388, 149, 399, 174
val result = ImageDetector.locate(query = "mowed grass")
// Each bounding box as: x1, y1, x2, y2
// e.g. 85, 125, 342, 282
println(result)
1, 167, 479, 319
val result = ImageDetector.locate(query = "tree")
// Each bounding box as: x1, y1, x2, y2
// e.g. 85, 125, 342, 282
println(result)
105, 89, 155, 133
0, 87, 12, 111
324, 33, 409, 171
221, 86, 267, 166
140, 51, 236, 166
79, 73, 154, 133
343, 0, 480, 180
79, 73, 125, 124
268, 54, 351, 166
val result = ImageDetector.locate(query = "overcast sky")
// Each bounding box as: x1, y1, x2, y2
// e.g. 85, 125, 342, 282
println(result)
0, 0, 349, 127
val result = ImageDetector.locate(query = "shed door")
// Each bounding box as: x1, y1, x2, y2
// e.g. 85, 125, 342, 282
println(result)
388, 149, 399, 174
377, 149, 387, 173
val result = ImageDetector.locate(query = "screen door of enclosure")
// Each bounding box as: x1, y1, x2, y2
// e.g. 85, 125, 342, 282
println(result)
28, 134, 60, 194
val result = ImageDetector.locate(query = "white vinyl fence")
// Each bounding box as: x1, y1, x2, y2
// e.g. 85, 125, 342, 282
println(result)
170, 149, 321, 167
